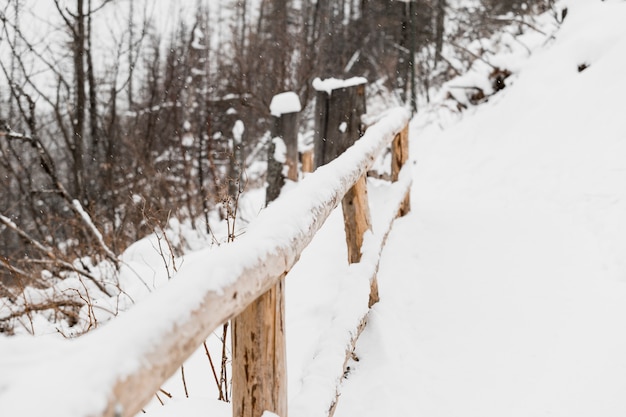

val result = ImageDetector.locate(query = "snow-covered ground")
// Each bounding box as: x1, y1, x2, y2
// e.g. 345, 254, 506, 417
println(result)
139, 1, 626, 415
3, 0, 626, 415
334, 1, 626, 416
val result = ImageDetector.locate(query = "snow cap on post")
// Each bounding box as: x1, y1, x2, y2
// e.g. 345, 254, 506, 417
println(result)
270, 92, 302, 117
312, 76, 368, 96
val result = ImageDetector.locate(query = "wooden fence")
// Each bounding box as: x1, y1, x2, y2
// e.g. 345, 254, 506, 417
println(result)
1, 87, 411, 417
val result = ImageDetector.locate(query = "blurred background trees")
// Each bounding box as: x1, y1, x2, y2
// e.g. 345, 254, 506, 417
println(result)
0, 0, 554, 294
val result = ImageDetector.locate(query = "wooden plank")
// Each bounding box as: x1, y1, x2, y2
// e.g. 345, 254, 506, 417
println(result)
0, 109, 410, 417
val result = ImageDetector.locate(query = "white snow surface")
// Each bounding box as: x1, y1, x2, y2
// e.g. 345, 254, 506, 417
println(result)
3, 1, 626, 416
312, 77, 368, 95
269, 92, 302, 117
232, 120, 245, 143
334, 2, 626, 417
272, 137, 287, 164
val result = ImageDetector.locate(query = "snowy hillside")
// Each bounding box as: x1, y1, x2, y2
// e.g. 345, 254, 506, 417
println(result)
334, 1, 626, 416
140, 1, 626, 415
2, 0, 626, 416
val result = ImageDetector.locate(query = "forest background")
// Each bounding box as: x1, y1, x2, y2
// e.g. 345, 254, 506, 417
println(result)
0, 0, 554, 333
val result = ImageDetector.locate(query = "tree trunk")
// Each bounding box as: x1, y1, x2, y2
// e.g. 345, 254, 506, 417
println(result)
87, 0, 100, 188
435, 0, 446, 65
72, 0, 87, 206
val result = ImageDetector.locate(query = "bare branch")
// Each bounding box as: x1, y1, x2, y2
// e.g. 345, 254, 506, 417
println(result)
53, 0, 78, 37
486, 16, 548, 36
0, 298, 84, 322
0, 213, 113, 297
448, 40, 499, 70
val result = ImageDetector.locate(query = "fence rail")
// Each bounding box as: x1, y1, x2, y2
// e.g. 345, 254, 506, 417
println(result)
0, 106, 411, 417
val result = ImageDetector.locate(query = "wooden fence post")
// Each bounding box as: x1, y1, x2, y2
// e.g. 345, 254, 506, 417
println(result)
312, 77, 378, 304
232, 93, 302, 417
229, 120, 246, 202
266, 92, 302, 204
271, 93, 300, 182
232, 274, 287, 417
266, 138, 286, 205
391, 124, 411, 217
341, 175, 371, 264
313, 78, 367, 169
301, 150, 314, 174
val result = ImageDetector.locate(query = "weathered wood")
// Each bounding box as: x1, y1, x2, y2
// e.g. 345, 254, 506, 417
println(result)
391, 124, 411, 217
314, 82, 367, 169
229, 121, 246, 200
0, 108, 411, 417
342, 174, 377, 305
266, 138, 286, 205
272, 111, 299, 181
368, 274, 380, 307
238, 120, 290, 417
232, 276, 287, 417
267, 96, 300, 204
301, 150, 314, 173
342, 175, 372, 265
315, 80, 375, 297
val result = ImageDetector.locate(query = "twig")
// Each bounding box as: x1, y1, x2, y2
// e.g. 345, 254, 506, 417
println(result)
204, 341, 224, 400
448, 41, 498, 70
0, 299, 84, 322
0, 280, 17, 302
0, 214, 55, 257
220, 322, 230, 402
0, 214, 112, 296
448, 85, 484, 91
0, 256, 31, 288
71, 199, 118, 263
435, 53, 463, 78
486, 16, 547, 36
506, 32, 532, 55
159, 212, 179, 273
73, 276, 98, 330
181, 365, 189, 398
0, 105, 119, 268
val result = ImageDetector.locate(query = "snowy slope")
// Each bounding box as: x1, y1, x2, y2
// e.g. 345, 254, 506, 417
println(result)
334, 1, 626, 416
2, 0, 626, 416
143, 2, 626, 416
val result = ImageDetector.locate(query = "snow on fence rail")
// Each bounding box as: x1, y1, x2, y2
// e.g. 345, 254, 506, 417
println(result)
0, 106, 411, 417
